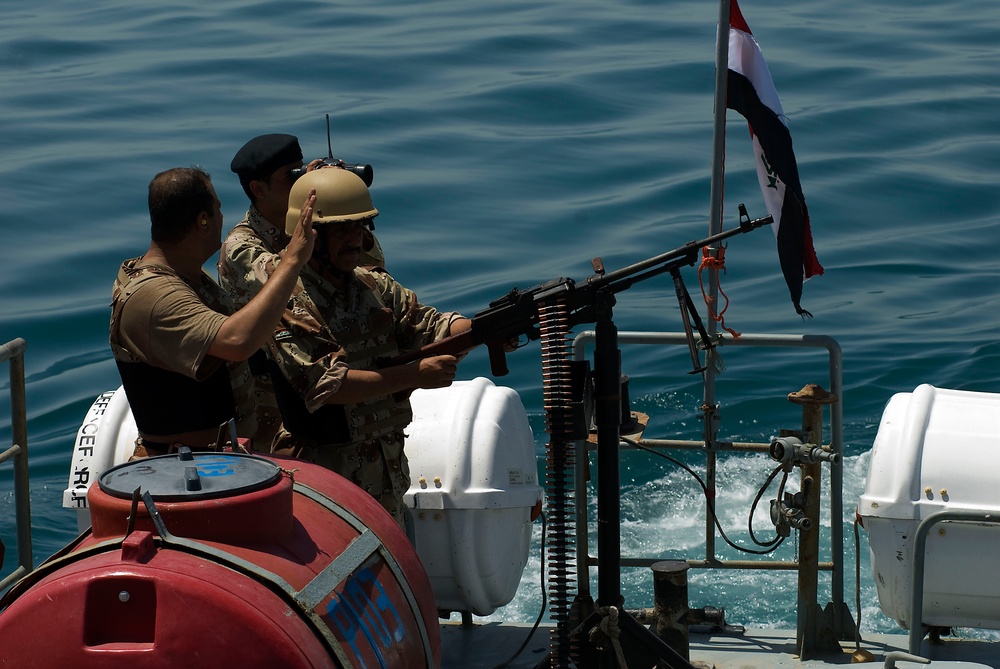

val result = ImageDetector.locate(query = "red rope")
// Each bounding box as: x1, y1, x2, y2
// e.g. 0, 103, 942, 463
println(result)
698, 245, 741, 339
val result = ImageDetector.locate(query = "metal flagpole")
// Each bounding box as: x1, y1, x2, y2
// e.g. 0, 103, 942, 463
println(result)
709, 0, 731, 241
702, 0, 731, 563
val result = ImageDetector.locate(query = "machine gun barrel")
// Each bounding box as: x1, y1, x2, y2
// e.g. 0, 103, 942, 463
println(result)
588, 209, 772, 294
386, 208, 772, 375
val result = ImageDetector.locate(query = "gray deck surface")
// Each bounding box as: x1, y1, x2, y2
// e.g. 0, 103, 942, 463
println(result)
440, 622, 1000, 669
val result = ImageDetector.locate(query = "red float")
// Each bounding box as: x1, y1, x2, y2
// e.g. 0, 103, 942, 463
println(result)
0, 450, 440, 669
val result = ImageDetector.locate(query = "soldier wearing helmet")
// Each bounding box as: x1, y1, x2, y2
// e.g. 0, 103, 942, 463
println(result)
219, 134, 386, 446
265, 168, 471, 530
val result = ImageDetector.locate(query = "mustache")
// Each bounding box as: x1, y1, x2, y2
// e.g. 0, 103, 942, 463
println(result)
337, 244, 362, 255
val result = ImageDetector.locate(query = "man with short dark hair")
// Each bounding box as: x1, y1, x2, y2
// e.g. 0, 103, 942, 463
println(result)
110, 166, 317, 458
219, 134, 384, 446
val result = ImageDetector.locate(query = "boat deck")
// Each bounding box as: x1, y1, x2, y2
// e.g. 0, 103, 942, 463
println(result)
440, 622, 1000, 668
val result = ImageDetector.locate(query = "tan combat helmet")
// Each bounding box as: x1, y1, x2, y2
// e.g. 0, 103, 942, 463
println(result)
285, 167, 378, 235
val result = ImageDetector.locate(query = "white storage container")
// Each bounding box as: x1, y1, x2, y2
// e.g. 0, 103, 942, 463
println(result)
859, 384, 1000, 630
404, 377, 542, 616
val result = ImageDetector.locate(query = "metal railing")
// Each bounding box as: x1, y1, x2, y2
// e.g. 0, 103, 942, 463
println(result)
0, 338, 32, 592
907, 510, 1000, 655
571, 330, 846, 648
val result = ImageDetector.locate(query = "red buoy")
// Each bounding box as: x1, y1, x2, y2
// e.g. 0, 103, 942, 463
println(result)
0, 450, 440, 668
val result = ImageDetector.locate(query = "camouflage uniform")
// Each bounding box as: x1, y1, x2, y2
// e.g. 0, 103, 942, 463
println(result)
110, 258, 256, 451
218, 206, 288, 447
267, 264, 461, 527
219, 206, 386, 448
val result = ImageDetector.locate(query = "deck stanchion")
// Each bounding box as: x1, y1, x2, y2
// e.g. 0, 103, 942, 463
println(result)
652, 560, 691, 660
789, 385, 839, 658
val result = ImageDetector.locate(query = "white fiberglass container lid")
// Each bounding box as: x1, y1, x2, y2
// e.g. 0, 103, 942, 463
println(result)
859, 384, 1000, 522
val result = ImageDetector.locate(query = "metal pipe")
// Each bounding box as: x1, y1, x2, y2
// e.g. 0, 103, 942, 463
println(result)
708, 0, 732, 241
0, 337, 32, 591
9, 341, 32, 576
907, 510, 1000, 655
571, 330, 846, 617
616, 557, 836, 571
592, 292, 622, 608
704, 0, 732, 574
574, 438, 591, 601
623, 438, 772, 453
790, 395, 827, 657
826, 340, 845, 616
704, 442, 717, 563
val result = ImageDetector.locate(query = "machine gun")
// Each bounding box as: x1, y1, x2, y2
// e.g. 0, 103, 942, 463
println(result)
392, 205, 770, 669
392, 204, 771, 375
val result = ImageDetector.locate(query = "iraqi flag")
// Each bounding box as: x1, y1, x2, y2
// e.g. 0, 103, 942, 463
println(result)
727, 0, 822, 316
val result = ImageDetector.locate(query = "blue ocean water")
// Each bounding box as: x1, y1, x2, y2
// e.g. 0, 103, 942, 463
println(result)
1, 0, 998, 634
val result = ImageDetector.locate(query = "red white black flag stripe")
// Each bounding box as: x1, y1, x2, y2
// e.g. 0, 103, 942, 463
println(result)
727, 0, 822, 316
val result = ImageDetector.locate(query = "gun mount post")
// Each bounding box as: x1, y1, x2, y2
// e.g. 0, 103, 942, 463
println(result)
571, 289, 695, 669
593, 289, 622, 610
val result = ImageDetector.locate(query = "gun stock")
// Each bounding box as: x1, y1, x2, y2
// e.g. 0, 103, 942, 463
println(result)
385, 329, 478, 367
385, 330, 515, 376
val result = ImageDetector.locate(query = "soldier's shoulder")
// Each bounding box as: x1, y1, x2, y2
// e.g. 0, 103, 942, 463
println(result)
222, 223, 265, 253
356, 266, 399, 290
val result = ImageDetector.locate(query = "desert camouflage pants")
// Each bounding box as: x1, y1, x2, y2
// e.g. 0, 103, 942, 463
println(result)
271, 429, 410, 529
250, 371, 283, 448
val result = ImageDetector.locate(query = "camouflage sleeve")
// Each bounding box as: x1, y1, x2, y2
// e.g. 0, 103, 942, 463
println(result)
267, 287, 350, 413
218, 227, 281, 310
368, 270, 463, 354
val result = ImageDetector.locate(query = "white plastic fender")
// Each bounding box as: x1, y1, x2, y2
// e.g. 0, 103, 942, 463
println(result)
62, 387, 137, 531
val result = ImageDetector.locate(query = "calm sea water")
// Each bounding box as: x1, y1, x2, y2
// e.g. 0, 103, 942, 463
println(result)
2, 0, 998, 635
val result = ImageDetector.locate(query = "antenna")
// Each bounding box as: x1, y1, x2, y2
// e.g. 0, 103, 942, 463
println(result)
325, 114, 333, 159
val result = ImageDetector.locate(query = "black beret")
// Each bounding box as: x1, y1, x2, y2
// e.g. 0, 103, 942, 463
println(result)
230, 134, 303, 179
